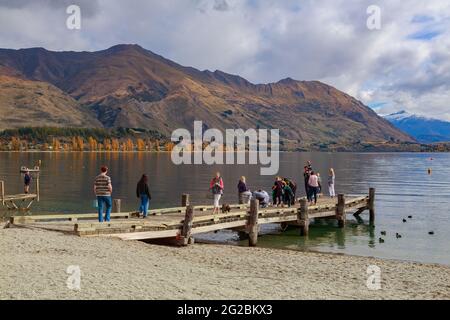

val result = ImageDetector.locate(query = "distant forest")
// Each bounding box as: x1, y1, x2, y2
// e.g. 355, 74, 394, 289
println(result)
0, 127, 169, 151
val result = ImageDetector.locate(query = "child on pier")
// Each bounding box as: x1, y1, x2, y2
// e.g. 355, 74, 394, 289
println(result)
24, 170, 32, 194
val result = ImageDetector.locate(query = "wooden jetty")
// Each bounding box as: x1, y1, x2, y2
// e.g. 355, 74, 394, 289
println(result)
8, 188, 376, 246
0, 166, 40, 210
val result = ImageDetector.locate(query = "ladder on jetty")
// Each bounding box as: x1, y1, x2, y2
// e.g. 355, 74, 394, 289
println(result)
0, 166, 40, 210
8, 188, 376, 246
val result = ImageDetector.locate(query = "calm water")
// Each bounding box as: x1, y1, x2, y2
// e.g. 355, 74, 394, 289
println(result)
1, 152, 449, 265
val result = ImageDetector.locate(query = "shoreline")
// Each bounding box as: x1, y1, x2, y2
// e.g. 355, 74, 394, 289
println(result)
1, 150, 450, 153
1, 223, 449, 300
195, 237, 450, 269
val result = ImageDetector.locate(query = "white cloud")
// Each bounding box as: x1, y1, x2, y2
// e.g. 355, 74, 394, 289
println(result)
0, 0, 449, 119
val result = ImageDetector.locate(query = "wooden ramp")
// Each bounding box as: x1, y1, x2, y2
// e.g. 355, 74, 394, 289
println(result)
9, 189, 376, 246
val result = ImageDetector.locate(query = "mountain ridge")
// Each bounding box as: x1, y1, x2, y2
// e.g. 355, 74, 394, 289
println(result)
384, 110, 450, 143
0, 44, 414, 149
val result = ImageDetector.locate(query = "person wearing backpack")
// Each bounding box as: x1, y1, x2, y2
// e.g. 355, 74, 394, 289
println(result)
210, 172, 224, 215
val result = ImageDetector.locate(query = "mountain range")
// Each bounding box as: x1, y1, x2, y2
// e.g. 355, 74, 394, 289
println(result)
0, 44, 414, 149
384, 111, 450, 143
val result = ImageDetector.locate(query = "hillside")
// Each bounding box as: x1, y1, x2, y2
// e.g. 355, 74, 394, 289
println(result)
385, 111, 450, 143
0, 45, 414, 149
0, 75, 101, 130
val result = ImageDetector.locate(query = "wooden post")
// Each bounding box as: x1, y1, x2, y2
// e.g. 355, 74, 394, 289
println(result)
113, 199, 122, 213
180, 205, 194, 246
181, 194, 190, 207
0, 181, 5, 206
298, 199, 309, 236
368, 188, 375, 223
247, 199, 259, 247
36, 175, 40, 202
336, 194, 346, 228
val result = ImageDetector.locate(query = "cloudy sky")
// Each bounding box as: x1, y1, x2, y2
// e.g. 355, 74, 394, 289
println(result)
1, 0, 449, 119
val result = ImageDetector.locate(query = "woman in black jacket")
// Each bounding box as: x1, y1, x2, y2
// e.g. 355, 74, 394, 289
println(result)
136, 174, 152, 218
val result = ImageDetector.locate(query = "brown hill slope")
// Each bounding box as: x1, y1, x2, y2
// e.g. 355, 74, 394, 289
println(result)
0, 45, 414, 148
0, 75, 101, 130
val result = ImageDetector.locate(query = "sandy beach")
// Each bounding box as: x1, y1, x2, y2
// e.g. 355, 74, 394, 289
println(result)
1, 222, 449, 300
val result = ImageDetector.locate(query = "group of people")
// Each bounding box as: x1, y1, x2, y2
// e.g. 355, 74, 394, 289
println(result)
271, 177, 297, 207
93, 161, 337, 222
303, 161, 336, 205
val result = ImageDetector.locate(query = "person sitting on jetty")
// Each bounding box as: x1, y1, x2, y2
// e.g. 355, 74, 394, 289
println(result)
24, 170, 32, 194
136, 174, 152, 218
253, 190, 270, 208
272, 177, 284, 207
282, 181, 295, 207
308, 171, 319, 205
210, 172, 224, 215
237, 176, 252, 205
328, 168, 336, 198
94, 166, 113, 223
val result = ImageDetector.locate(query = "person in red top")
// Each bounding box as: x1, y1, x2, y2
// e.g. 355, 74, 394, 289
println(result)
210, 172, 224, 215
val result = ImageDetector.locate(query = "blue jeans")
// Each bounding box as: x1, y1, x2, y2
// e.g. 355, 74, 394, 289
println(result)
139, 194, 150, 217
97, 196, 112, 222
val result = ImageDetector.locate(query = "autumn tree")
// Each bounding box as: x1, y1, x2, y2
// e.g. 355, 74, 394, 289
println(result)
52, 138, 61, 151
11, 137, 21, 151
104, 139, 112, 151
125, 138, 134, 151
88, 137, 98, 151
76, 136, 84, 151
165, 142, 175, 152
136, 139, 146, 151
111, 139, 120, 151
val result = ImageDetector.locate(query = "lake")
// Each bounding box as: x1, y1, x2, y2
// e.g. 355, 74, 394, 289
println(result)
0, 152, 448, 265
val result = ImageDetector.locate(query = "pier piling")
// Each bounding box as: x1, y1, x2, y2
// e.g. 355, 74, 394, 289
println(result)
181, 194, 190, 207
0, 181, 4, 206
298, 199, 309, 236
369, 188, 375, 223
113, 199, 122, 213
180, 205, 194, 246
336, 194, 346, 228
247, 199, 259, 246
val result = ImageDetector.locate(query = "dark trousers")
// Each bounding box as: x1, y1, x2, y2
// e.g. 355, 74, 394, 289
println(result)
308, 187, 318, 204
305, 183, 311, 201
